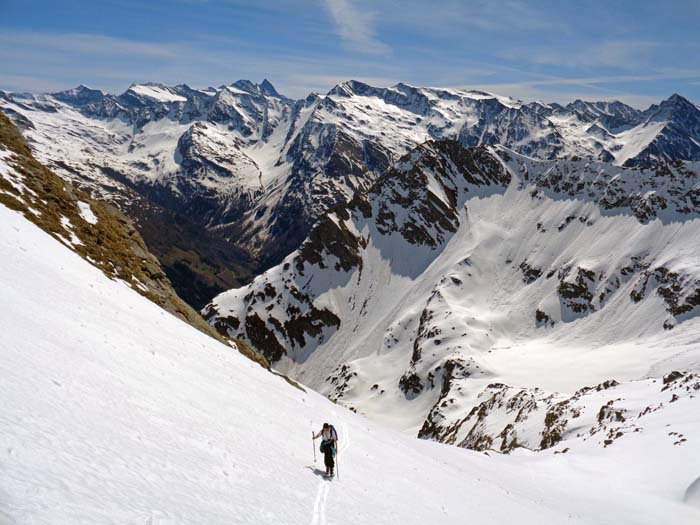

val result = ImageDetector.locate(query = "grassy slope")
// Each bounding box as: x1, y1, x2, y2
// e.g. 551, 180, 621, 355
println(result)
0, 111, 270, 370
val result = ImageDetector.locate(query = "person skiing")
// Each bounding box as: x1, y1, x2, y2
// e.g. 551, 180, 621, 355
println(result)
312, 423, 338, 478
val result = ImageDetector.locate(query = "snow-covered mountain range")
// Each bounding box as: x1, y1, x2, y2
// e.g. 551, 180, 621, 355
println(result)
2, 81, 699, 307
4, 78, 700, 452
2, 79, 700, 522
206, 139, 700, 456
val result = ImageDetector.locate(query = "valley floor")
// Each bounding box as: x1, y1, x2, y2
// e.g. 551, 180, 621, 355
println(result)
1, 203, 699, 524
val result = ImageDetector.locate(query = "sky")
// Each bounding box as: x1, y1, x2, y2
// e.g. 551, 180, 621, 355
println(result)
1, 0, 699, 107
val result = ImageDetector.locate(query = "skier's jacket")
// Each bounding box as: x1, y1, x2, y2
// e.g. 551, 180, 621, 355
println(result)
320, 425, 338, 453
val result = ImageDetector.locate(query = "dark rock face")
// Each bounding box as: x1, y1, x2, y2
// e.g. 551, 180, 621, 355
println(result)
245, 313, 287, 363
623, 95, 700, 167
520, 260, 543, 284
630, 267, 700, 328
458, 100, 570, 160
566, 99, 643, 132
368, 141, 511, 248
524, 155, 700, 223
535, 309, 554, 327
296, 213, 365, 275
208, 135, 700, 370
558, 267, 597, 315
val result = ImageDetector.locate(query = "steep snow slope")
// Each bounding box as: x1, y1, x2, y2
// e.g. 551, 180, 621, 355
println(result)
208, 142, 700, 455
2, 201, 700, 524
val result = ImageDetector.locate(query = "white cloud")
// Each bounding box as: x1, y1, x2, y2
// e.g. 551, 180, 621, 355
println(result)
323, 0, 391, 55
501, 40, 661, 70
0, 75, 69, 93
0, 31, 181, 59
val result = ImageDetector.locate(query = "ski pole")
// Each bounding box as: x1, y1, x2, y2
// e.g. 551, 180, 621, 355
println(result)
312, 428, 316, 463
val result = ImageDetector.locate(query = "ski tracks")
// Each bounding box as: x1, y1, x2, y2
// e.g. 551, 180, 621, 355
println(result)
310, 414, 349, 525
310, 482, 330, 525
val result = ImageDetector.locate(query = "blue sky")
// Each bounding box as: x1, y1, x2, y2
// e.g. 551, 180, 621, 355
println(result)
1, 0, 699, 106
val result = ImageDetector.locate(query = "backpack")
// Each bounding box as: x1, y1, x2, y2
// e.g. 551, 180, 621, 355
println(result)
322, 425, 338, 443
328, 424, 338, 442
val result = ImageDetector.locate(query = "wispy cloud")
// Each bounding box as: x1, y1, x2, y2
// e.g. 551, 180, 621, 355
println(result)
0, 74, 69, 93
375, 0, 567, 38
323, 0, 390, 55
502, 40, 661, 70
0, 31, 181, 59
0, 28, 401, 97
1, 1, 698, 106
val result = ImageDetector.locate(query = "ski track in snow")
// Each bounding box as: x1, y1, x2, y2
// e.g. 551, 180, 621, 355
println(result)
310, 411, 350, 525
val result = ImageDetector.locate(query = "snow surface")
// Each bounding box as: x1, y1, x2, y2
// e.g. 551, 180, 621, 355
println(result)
77, 201, 98, 225
2, 203, 699, 523
613, 120, 668, 164
128, 84, 187, 103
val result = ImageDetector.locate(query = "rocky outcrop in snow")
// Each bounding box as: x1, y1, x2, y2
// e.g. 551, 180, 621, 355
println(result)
206, 138, 700, 454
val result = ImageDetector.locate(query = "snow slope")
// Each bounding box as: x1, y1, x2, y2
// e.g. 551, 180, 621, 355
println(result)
2, 199, 699, 522
128, 83, 188, 103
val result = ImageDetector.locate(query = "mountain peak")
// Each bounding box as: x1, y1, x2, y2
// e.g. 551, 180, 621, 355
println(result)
229, 79, 282, 98
327, 80, 376, 97
56, 84, 101, 95
259, 79, 280, 97
664, 93, 694, 108
647, 93, 699, 119
52, 84, 105, 104
76, 84, 97, 92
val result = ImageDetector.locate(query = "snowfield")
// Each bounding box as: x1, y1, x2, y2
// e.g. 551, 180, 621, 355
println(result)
2, 202, 699, 523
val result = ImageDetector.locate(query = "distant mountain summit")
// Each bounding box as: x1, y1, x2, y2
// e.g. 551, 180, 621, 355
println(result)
1, 80, 699, 307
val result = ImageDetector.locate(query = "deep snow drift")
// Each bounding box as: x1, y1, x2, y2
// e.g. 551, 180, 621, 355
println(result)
2, 201, 699, 523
